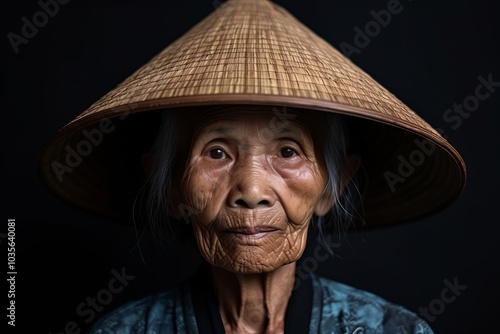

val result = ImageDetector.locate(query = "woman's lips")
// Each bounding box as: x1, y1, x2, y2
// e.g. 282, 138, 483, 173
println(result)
222, 227, 279, 241
224, 227, 278, 235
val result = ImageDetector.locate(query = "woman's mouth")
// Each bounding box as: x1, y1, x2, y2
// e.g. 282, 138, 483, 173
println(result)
222, 226, 279, 241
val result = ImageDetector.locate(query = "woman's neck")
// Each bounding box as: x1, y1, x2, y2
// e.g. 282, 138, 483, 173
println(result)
210, 263, 296, 334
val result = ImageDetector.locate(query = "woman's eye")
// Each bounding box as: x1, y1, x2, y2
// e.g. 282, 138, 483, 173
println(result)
208, 148, 227, 159
279, 147, 297, 158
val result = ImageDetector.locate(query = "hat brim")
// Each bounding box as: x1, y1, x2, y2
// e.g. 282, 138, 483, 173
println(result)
38, 97, 465, 227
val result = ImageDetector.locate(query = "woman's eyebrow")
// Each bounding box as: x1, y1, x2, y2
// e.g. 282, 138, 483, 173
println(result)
205, 126, 235, 134
273, 127, 294, 134
202, 124, 305, 137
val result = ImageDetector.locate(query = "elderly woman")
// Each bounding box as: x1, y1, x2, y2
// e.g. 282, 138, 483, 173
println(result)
38, 0, 465, 333
86, 105, 437, 333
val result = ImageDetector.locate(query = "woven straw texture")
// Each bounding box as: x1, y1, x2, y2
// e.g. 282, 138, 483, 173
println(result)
38, 0, 466, 227
68, 0, 439, 134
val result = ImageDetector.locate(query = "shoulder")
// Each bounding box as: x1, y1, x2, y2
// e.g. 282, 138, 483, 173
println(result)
87, 287, 184, 334
312, 275, 435, 334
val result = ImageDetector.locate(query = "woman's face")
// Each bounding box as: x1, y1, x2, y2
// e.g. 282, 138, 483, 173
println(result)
179, 109, 332, 273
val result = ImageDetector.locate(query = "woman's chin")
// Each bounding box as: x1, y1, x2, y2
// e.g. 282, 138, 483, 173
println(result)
197, 231, 305, 274
209, 253, 298, 274
219, 263, 282, 274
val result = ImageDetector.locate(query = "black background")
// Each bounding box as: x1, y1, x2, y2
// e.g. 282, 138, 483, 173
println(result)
3, 0, 500, 333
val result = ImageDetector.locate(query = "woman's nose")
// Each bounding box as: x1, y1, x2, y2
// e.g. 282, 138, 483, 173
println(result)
227, 159, 276, 209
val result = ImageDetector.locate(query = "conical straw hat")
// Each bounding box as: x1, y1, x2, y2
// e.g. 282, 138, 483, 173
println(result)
38, 0, 466, 227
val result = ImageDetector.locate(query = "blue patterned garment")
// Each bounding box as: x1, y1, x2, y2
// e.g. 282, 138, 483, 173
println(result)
89, 273, 434, 334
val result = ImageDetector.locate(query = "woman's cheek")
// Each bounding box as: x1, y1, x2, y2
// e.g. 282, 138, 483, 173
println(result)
182, 165, 209, 213
273, 158, 320, 183
278, 166, 326, 224
184, 164, 228, 223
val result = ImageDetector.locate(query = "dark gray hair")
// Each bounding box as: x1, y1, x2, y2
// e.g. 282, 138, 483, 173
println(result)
313, 114, 365, 251
136, 107, 365, 252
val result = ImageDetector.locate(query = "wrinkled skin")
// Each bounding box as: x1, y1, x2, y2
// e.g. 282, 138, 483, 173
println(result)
180, 109, 332, 273
175, 108, 352, 333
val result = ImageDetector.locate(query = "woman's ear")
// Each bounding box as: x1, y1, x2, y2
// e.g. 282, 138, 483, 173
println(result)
314, 191, 334, 217
314, 153, 361, 217
168, 164, 186, 220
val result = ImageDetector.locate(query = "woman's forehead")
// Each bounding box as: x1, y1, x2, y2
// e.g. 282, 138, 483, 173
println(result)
187, 106, 322, 134
196, 114, 307, 134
